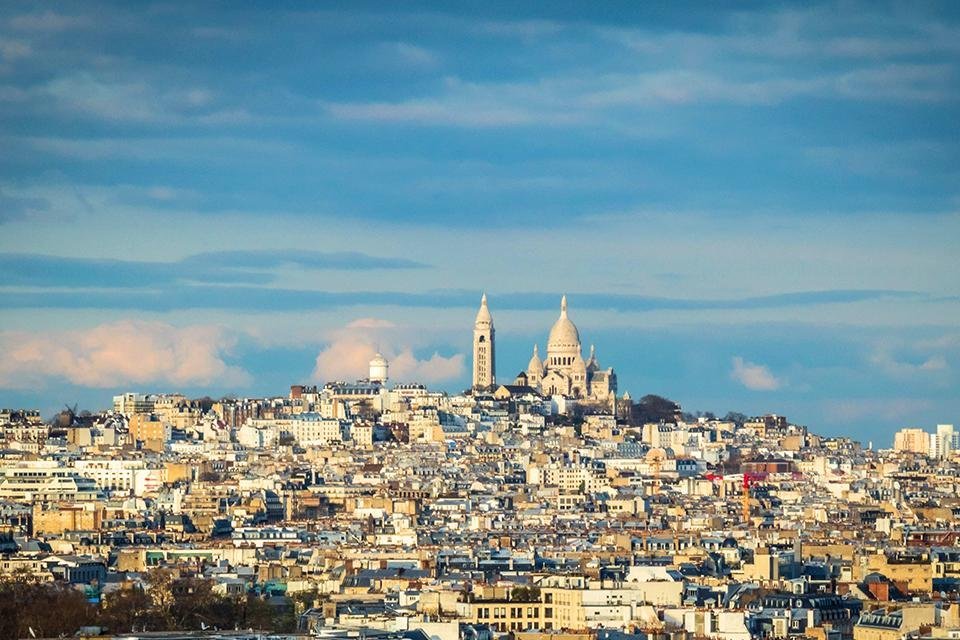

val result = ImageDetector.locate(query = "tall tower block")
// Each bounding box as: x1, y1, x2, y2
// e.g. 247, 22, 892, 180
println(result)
472, 293, 496, 390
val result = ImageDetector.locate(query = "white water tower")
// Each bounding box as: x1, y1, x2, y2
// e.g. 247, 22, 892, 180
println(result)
369, 352, 389, 384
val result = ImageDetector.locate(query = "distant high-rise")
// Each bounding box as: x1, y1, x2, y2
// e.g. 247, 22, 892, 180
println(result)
893, 427, 929, 454
472, 293, 495, 391
931, 423, 956, 459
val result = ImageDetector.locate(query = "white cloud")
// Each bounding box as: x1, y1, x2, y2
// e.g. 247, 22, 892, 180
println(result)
39, 74, 252, 125
311, 318, 464, 385
730, 356, 783, 391
325, 98, 538, 127
0, 320, 250, 388
391, 348, 465, 384
380, 42, 438, 67
869, 347, 949, 377
323, 76, 581, 127
346, 317, 396, 329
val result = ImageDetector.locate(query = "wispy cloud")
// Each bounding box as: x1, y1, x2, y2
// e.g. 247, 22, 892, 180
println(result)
378, 42, 439, 68
324, 61, 957, 129
40, 73, 254, 124
11, 135, 302, 162
0, 286, 929, 313
0, 189, 49, 223
869, 346, 950, 378
0, 250, 427, 287
7, 11, 93, 32
730, 356, 783, 391
323, 76, 583, 127
823, 397, 933, 423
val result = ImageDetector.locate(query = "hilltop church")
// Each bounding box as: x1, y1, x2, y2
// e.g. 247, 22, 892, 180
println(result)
472, 294, 617, 403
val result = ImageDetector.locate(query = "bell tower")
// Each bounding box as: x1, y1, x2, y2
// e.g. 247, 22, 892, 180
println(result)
472, 293, 496, 390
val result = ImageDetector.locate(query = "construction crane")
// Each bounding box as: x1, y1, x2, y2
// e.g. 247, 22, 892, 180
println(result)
703, 471, 765, 526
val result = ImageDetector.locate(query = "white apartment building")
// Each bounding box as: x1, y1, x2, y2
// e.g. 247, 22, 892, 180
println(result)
285, 415, 347, 445
0, 461, 101, 502
112, 392, 156, 416
930, 424, 956, 459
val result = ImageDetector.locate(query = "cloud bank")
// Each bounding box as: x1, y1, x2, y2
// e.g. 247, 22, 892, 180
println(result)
311, 318, 464, 385
0, 320, 250, 388
0, 250, 427, 286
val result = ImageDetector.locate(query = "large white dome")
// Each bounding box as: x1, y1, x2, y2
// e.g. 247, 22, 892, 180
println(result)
547, 295, 580, 351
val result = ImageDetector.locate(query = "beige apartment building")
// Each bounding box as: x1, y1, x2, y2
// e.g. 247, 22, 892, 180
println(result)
459, 572, 684, 633
854, 604, 938, 640
854, 552, 933, 593
893, 427, 930, 454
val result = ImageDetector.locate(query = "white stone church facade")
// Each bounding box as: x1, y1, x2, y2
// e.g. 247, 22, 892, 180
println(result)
472, 294, 617, 403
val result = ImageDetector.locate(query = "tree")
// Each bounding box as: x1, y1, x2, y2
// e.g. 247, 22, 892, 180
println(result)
171, 577, 221, 629
630, 394, 682, 425
509, 586, 541, 602
243, 595, 277, 630
0, 573, 94, 639
723, 411, 748, 425
145, 568, 176, 628
100, 586, 156, 632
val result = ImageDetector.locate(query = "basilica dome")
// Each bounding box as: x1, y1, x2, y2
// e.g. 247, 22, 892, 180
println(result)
547, 295, 581, 352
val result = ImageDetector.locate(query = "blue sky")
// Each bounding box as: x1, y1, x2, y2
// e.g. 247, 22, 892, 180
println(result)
1, 1, 958, 443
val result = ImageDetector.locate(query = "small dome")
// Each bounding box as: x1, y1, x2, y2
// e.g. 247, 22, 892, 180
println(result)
527, 344, 543, 373
547, 295, 580, 349
369, 352, 388, 367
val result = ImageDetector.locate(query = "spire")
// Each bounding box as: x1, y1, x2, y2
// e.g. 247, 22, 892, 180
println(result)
560, 294, 567, 316
475, 292, 492, 326
533, 344, 539, 357
590, 344, 595, 359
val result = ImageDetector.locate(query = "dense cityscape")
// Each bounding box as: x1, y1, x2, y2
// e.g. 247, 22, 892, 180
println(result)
3, 1, 959, 639
0, 296, 957, 640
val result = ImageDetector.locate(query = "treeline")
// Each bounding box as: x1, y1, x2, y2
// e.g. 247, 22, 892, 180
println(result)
0, 570, 299, 639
